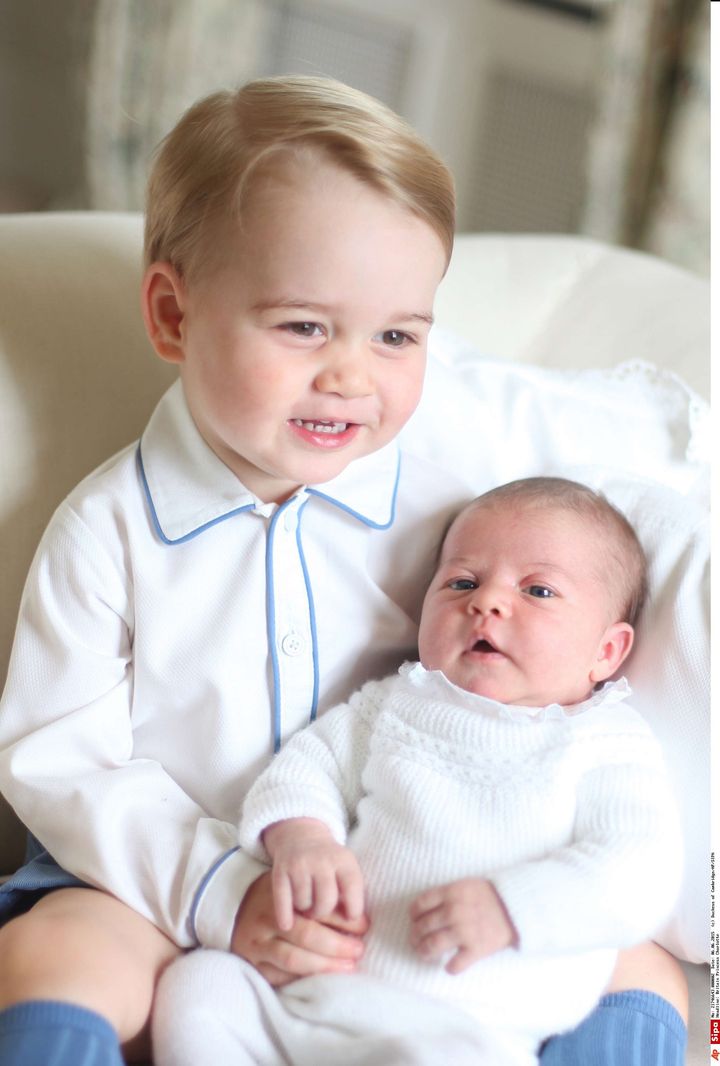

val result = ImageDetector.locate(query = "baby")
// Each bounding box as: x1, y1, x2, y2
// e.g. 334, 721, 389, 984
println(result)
153, 476, 681, 1066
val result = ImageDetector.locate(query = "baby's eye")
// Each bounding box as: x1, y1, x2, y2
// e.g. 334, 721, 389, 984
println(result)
283, 322, 323, 338
524, 585, 555, 598
375, 329, 413, 348
448, 578, 477, 591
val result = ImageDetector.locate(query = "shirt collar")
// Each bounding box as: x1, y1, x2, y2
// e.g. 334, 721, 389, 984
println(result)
137, 382, 401, 544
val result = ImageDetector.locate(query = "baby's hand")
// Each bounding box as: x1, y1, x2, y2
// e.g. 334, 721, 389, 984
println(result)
409, 878, 517, 974
231, 871, 368, 987
263, 818, 365, 932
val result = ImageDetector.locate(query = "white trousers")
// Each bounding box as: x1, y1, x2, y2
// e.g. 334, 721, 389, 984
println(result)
152, 950, 538, 1066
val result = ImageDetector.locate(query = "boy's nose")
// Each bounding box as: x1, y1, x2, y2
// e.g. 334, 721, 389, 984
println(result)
314, 345, 373, 398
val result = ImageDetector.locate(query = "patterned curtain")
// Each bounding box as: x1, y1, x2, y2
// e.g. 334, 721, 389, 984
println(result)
85, 0, 267, 210
642, 0, 709, 273
581, 0, 709, 274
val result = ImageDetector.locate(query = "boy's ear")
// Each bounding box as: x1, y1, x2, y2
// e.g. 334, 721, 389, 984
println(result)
141, 263, 187, 365
589, 622, 635, 685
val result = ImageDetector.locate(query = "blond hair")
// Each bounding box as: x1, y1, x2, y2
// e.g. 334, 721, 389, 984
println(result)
449, 477, 649, 627
144, 75, 455, 281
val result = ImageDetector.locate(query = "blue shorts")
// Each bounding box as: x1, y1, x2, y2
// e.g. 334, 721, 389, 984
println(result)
0, 835, 88, 925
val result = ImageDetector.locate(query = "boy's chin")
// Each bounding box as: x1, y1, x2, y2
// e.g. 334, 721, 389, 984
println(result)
294, 442, 387, 485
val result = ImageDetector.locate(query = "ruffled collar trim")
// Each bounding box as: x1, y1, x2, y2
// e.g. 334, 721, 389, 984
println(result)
400, 662, 631, 723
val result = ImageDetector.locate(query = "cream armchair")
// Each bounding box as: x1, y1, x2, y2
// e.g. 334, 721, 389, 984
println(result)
0, 212, 709, 1062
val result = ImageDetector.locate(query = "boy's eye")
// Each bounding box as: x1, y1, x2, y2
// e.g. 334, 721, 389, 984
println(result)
376, 329, 412, 348
448, 575, 475, 592
524, 585, 555, 598
284, 322, 322, 338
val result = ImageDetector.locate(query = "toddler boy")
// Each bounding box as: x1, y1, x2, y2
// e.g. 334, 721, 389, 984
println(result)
0, 76, 462, 1065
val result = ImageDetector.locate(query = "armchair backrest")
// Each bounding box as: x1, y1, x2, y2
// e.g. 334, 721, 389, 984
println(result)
0, 213, 175, 868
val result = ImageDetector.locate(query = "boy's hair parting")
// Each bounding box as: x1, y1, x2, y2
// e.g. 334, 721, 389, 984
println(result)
144, 75, 455, 281
456, 477, 649, 627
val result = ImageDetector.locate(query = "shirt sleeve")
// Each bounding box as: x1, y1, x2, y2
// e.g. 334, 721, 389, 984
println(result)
239, 678, 388, 858
490, 718, 683, 955
0, 504, 263, 950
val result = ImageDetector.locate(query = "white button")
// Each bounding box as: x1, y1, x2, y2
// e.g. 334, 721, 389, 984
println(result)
284, 510, 298, 533
281, 632, 304, 656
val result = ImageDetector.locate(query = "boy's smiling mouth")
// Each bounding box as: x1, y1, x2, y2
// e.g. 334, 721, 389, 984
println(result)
288, 419, 362, 449
292, 419, 348, 435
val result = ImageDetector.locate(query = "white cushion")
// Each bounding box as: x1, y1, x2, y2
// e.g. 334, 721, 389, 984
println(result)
434, 234, 709, 398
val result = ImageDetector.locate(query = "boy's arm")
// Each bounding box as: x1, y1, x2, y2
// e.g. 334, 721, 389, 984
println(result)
0, 507, 263, 950
229, 869, 368, 986
489, 722, 682, 956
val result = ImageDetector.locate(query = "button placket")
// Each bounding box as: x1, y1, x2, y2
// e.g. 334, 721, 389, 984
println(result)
267, 496, 316, 743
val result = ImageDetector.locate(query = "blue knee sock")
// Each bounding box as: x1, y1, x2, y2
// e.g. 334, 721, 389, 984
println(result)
0, 1000, 124, 1066
540, 991, 688, 1066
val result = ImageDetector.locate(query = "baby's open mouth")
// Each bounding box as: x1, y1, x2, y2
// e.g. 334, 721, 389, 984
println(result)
472, 638, 500, 654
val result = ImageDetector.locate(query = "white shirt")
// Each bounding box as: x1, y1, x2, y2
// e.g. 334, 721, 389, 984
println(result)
0, 382, 470, 948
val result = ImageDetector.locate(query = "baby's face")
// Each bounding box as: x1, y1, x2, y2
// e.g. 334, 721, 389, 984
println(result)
418, 502, 633, 707
160, 157, 446, 503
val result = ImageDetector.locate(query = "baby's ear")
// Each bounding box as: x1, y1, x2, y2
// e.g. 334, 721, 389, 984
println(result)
589, 622, 635, 685
141, 263, 187, 364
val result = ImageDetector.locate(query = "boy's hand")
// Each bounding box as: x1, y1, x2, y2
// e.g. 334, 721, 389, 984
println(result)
409, 877, 517, 974
231, 871, 368, 987
263, 818, 365, 931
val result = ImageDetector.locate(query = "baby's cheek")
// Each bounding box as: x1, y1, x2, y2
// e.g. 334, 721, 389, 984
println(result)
418, 626, 446, 672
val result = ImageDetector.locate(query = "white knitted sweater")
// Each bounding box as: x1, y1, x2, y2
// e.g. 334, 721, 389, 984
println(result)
240, 664, 681, 1039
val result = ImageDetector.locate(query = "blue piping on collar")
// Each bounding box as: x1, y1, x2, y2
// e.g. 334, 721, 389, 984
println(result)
137, 443, 400, 543
137, 445, 255, 545
305, 451, 401, 530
